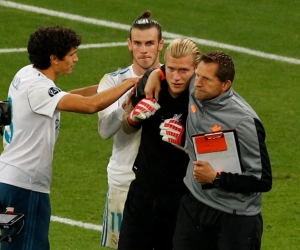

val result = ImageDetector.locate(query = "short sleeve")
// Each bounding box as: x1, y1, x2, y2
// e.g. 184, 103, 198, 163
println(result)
28, 79, 68, 118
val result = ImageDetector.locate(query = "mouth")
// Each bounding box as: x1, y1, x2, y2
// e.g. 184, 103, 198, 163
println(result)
172, 83, 183, 88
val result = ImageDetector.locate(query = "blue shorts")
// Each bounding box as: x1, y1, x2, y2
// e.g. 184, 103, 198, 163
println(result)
0, 183, 51, 250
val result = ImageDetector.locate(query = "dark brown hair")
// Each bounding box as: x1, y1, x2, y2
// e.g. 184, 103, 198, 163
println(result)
129, 10, 162, 41
27, 25, 81, 69
200, 51, 235, 82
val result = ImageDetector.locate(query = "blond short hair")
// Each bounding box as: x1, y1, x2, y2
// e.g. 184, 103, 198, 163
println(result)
164, 38, 201, 66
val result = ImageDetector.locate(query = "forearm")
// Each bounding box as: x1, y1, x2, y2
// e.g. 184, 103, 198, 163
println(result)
144, 68, 164, 99
57, 78, 137, 113
217, 172, 272, 192
122, 110, 140, 134
88, 77, 136, 112
218, 119, 272, 193
68, 85, 98, 96
98, 107, 124, 139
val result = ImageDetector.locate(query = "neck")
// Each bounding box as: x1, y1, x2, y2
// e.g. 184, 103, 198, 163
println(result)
36, 67, 58, 81
132, 61, 161, 76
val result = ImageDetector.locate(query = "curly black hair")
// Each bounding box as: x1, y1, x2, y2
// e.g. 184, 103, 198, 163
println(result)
27, 25, 82, 69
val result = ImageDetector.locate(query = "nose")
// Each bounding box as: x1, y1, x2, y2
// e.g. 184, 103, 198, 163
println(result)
172, 71, 181, 81
140, 45, 147, 53
194, 77, 202, 87
73, 54, 79, 62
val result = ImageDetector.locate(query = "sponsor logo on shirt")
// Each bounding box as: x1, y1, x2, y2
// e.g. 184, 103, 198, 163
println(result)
48, 87, 62, 97
191, 104, 197, 113
211, 124, 222, 132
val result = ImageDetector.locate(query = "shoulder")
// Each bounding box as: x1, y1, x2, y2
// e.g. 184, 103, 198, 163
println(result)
98, 66, 134, 91
17, 66, 54, 89
231, 91, 259, 119
108, 66, 134, 79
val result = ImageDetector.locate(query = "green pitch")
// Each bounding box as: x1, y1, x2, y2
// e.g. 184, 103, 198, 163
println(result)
0, 0, 300, 249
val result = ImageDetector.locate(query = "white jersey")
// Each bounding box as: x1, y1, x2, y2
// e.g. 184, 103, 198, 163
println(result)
97, 65, 141, 191
0, 65, 68, 193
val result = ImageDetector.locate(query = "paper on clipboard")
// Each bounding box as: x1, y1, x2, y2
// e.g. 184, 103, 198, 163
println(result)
192, 130, 242, 174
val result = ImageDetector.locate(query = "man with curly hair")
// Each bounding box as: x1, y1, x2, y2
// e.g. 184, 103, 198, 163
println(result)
0, 25, 137, 250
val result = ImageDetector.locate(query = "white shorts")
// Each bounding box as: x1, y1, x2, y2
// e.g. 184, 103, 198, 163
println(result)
101, 185, 129, 249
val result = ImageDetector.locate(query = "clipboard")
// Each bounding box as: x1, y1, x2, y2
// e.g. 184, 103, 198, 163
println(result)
194, 132, 227, 154
192, 130, 242, 174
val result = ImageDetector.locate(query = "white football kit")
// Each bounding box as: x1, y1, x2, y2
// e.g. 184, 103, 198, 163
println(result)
97, 65, 141, 249
0, 64, 68, 193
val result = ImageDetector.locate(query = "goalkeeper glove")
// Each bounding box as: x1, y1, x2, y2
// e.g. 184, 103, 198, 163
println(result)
127, 98, 160, 126
160, 117, 185, 151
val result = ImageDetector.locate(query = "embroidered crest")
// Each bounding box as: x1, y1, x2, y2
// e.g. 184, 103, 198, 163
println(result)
48, 87, 62, 97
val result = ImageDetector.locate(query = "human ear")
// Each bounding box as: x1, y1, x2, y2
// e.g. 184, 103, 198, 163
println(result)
127, 38, 133, 51
50, 54, 59, 65
222, 80, 232, 91
158, 39, 164, 51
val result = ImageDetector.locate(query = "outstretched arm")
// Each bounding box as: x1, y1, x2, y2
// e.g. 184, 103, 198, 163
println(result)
56, 77, 139, 113
68, 85, 98, 96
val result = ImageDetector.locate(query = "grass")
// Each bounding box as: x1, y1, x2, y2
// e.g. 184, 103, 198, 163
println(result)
0, 0, 300, 249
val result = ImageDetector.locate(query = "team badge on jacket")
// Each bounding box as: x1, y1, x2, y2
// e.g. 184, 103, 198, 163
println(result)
48, 87, 62, 97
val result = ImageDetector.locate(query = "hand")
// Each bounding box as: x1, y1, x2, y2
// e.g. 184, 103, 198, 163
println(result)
122, 90, 134, 111
160, 118, 185, 151
132, 68, 156, 106
193, 161, 217, 183
144, 68, 162, 100
127, 98, 160, 126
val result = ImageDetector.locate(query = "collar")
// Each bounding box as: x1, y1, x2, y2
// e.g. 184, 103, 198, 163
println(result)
198, 88, 233, 111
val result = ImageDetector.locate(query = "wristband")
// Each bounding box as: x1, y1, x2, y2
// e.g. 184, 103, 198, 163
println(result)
159, 68, 166, 81
212, 172, 223, 187
127, 116, 140, 127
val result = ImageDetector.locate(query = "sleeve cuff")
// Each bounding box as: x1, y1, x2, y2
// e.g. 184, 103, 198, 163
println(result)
159, 68, 166, 81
